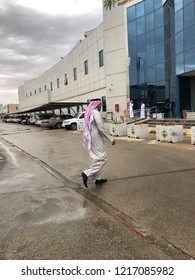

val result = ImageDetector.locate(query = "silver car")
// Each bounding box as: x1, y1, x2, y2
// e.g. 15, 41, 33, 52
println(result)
40, 114, 73, 129
35, 113, 55, 126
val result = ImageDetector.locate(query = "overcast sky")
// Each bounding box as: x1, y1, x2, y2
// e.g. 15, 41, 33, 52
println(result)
0, 0, 103, 105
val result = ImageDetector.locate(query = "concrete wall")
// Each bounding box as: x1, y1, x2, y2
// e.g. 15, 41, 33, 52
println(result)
103, 0, 128, 116
7, 104, 19, 114
102, 0, 144, 116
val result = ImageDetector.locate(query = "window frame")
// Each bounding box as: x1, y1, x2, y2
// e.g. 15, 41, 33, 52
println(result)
57, 78, 60, 88
73, 68, 77, 80
84, 60, 88, 75
64, 74, 68, 85
99, 50, 104, 67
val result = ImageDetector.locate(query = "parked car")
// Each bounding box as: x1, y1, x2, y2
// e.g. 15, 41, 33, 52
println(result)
20, 116, 30, 125
35, 113, 55, 126
28, 114, 38, 125
12, 116, 27, 123
3, 116, 14, 123
2, 115, 10, 122
62, 111, 85, 130
40, 114, 73, 129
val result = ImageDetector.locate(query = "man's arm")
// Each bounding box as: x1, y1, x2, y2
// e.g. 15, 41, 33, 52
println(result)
93, 109, 115, 144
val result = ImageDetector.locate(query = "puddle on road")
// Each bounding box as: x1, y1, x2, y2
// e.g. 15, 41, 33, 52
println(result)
0, 140, 62, 192
0, 172, 37, 190
0, 155, 4, 163
0, 143, 18, 166
0, 139, 87, 225
17, 198, 86, 224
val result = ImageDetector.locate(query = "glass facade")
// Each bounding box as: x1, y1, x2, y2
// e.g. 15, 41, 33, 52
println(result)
175, 0, 195, 113
127, 0, 195, 117
175, 0, 195, 74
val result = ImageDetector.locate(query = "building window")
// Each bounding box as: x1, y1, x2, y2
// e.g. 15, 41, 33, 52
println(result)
30, 92, 32, 96
57, 78, 60, 88
99, 50, 104, 67
50, 82, 53, 91
64, 74, 68, 85
84, 60, 88, 75
73, 68, 77, 80
39, 87, 41, 93
102, 96, 107, 112
34, 90, 36, 95
44, 85, 47, 90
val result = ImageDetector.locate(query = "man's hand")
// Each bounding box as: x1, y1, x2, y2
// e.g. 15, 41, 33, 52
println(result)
112, 139, 116, 145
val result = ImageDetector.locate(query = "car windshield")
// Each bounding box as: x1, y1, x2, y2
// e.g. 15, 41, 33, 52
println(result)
38, 114, 54, 119
74, 112, 83, 119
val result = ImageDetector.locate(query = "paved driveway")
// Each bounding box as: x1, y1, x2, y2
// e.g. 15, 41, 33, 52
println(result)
0, 122, 194, 260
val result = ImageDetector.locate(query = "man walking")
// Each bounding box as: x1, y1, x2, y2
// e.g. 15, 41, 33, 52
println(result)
81, 98, 115, 188
129, 100, 134, 118
140, 102, 145, 118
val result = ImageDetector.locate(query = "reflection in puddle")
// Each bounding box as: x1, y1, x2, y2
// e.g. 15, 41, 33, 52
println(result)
0, 143, 18, 166
0, 173, 35, 189
17, 198, 86, 224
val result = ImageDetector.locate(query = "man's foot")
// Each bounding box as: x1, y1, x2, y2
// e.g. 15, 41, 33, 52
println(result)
81, 172, 88, 188
95, 179, 107, 185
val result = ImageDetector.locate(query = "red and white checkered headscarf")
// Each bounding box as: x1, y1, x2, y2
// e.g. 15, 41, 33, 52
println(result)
83, 98, 101, 149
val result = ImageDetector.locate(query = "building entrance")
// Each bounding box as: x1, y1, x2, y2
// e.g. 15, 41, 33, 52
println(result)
179, 74, 195, 118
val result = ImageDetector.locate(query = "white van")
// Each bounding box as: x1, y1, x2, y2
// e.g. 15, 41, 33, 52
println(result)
62, 112, 85, 130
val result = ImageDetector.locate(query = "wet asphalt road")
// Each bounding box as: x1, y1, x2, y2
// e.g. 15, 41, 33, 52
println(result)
0, 122, 194, 260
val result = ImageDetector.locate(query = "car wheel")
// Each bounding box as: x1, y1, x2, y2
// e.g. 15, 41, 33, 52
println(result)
70, 123, 77, 130
56, 122, 62, 129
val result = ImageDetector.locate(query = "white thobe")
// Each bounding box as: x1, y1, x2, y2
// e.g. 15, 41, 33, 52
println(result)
84, 109, 113, 180
140, 103, 145, 118
129, 103, 134, 118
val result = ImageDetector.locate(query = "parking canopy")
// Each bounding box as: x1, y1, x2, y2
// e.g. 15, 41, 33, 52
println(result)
17, 101, 89, 114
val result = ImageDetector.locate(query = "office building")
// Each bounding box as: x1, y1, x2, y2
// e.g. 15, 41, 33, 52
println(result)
18, 0, 195, 118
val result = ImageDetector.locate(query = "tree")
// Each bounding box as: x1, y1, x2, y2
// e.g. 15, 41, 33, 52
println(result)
104, 0, 129, 10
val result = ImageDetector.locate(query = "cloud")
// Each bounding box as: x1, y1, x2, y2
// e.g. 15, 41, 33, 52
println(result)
0, 0, 102, 104
0, 91, 19, 105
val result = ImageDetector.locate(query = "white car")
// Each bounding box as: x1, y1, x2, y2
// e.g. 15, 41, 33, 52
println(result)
62, 112, 85, 130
